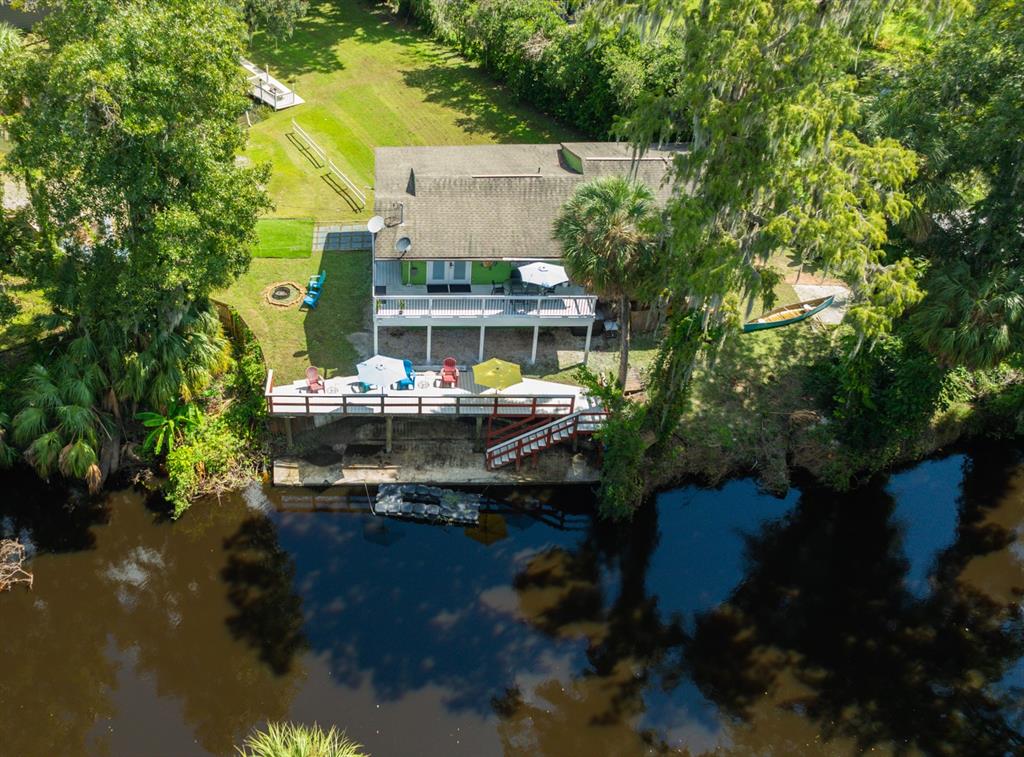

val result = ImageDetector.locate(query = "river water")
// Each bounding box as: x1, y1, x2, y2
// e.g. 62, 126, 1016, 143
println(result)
1, 443, 1022, 756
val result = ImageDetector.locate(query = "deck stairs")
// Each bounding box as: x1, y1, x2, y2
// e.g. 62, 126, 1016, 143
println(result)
485, 409, 607, 470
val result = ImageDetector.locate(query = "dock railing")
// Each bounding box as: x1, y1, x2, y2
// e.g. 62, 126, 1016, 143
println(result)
265, 370, 581, 417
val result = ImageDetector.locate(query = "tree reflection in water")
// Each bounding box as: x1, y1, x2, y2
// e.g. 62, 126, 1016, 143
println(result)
499, 448, 1024, 754
0, 473, 310, 757
223, 516, 308, 674
2, 446, 1023, 755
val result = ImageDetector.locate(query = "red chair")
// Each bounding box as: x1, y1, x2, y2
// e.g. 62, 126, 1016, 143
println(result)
439, 357, 459, 388
306, 366, 325, 393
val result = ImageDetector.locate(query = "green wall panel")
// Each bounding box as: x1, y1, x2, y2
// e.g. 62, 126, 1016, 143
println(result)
402, 261, 427, 285
471, 261, 512, 284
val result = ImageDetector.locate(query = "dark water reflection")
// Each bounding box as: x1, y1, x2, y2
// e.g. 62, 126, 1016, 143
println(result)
1, 443, 1023, 755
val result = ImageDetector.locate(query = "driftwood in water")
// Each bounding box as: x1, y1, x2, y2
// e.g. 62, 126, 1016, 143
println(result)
0, 539, 33, 591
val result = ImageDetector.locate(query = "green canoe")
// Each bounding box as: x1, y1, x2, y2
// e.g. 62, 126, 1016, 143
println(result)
742, 294, 835, 333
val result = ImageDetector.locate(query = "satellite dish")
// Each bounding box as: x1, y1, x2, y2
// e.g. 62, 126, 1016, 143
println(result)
367, 215, 386, 234
395, 236, 411, 254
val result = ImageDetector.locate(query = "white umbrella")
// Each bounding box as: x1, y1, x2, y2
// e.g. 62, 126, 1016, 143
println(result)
356, 354, 409, 389
516, 262, 569, 288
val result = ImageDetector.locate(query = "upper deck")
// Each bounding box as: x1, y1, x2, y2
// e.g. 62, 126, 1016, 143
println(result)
371, 260, 596, 327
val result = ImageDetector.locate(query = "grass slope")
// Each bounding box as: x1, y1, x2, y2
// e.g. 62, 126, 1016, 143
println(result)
254, 218, 314, 258
243, 0, 575, 221
217, 251, 371, 379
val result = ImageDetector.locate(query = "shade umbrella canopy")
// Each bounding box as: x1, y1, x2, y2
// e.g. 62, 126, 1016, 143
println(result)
473, 358, 522, 390
356, 354, 409, 388
516, 262, 569, 288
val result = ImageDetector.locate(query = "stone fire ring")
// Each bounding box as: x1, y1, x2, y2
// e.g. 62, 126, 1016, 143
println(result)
264, 281, 305, 308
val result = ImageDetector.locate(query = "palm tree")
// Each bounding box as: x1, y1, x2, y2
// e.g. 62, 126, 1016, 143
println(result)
12, 355, 109, 491
910, 262, 1024, 370
554, 175, 658, 387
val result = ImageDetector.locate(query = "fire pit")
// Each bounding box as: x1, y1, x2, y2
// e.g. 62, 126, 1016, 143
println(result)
263, 281, 303, 307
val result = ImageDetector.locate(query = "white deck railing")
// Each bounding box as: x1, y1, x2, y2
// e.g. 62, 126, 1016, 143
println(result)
264, 370, 582, 417
373, 293, 597, 321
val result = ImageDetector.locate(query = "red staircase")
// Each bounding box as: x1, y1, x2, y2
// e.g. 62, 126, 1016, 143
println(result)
485, 410, 607, 470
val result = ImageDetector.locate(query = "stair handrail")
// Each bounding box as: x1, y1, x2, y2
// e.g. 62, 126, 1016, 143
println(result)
487, 413, 562, 447
485, 409, 608, 469
486, 411, 582, 457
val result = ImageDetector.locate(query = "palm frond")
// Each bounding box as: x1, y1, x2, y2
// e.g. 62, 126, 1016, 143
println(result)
55, 403, 98, 444
67, 334, 99, 364
22, 364, 63, 410
59, 374, 96, 408
13, 406, 50, 446
85, 463, 103, 493
58, 438, 98, 479
117, 352, 150, 403
26, 431, 62, 477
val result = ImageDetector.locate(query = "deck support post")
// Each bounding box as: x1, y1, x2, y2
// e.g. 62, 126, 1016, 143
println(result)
478, 326, 486, 362
373, 323, 379, 355
426, 325, 432, 365
385, 416, 393, 454
475, 417, 483, 439
583, 322, 593, 367
530, 325, 539, 365
284, 417, 294, 448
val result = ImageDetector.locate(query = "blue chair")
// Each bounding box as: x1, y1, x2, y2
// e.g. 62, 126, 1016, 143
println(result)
308, 270, 326, 292
394, 359, 416, 390
302, 288, 321, 308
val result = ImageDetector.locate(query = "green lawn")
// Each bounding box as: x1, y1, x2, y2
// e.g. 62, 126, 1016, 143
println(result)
254, 218, 314, 258
243, 0, 575, 221
216, 250, 371, 380
0, 278, 56, 353
223, 0, 576, 378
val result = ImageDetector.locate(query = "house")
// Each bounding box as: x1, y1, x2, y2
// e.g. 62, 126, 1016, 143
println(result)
369, 142, 684, 365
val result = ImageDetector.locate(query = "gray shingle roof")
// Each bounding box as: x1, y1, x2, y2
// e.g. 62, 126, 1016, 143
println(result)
372, 142, 687, 260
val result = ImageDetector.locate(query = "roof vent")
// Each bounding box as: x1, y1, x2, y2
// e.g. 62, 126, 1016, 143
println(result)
395, 236, 412, 254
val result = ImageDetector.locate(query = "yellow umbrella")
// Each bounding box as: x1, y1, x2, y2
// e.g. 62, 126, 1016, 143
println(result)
472, 358, 522, 390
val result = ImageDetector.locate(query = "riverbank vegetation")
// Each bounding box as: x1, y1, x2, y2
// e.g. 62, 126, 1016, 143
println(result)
0, 0, 270, 497
163, 311, 271, 518
543, 0, 1024, 517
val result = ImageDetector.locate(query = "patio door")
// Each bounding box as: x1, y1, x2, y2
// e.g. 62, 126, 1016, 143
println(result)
427, 260, 470, 284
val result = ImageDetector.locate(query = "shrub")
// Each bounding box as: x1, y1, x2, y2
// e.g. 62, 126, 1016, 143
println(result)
576, 366, 649, 519
165, 416, 247, 518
